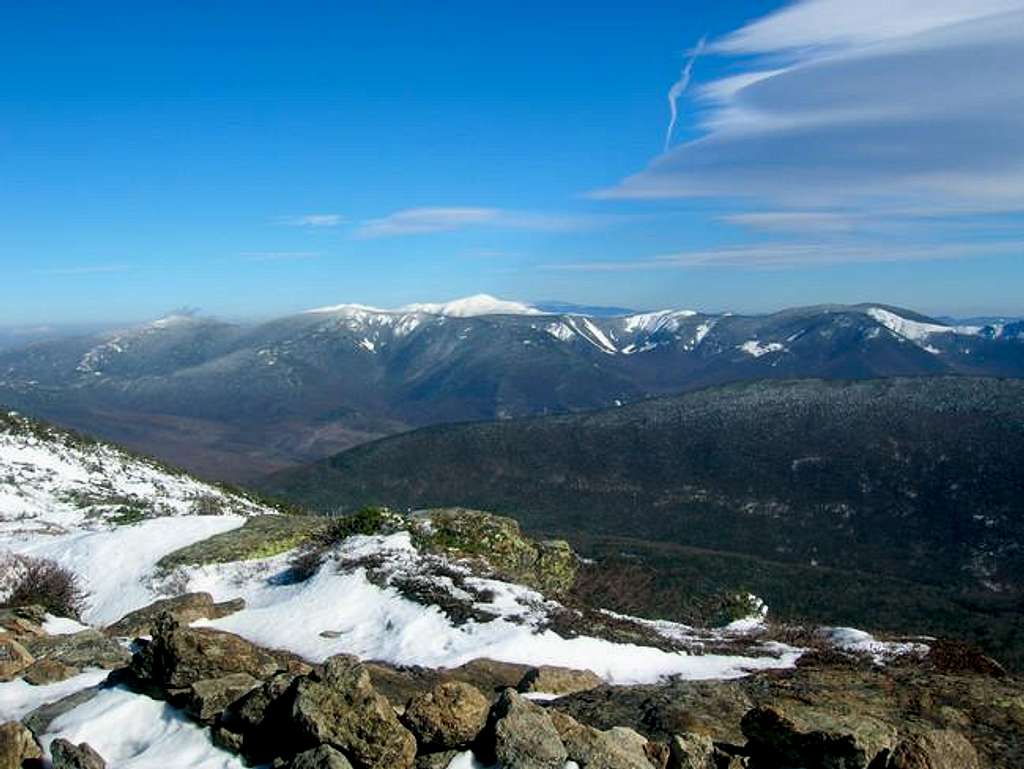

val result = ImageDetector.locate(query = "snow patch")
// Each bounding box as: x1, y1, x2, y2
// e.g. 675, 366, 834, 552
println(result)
738, 340, 785, 357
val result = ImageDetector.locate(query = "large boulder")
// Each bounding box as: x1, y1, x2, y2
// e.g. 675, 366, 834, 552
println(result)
0, 605, 47, 637
0, 636, 34, 681
478, 689, 568, 769
402, 681, 490, 751
741, 705, 896, 769
105, 592, 245, 638
50, 739, 106, 769
885, 730, 980, 769
288, 655, 417, 769
0, 721, 43, 769
517, 665, 603, 696
22, 630, 130, 670
132, 613, 284, 688
549, 709, 652, 769
22, 657, 80, 685
186, 672, 262, 723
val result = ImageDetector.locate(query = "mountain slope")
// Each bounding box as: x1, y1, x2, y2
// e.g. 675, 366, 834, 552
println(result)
2, 300, 1022, 479
261, 377, 1024, 666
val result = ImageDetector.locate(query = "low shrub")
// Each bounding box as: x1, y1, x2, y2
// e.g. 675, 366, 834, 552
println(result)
1, 554, 87, 619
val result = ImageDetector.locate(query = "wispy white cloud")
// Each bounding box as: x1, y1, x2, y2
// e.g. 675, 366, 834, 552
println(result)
721, 212, 857, 233
600, 0, 1024, 223
354, 207, 613, 238
239, 251, 323, 262
278, 213, 345, 227
546, 240, 1024, 271
664, 37, 706, 152
36, 265, 130, 276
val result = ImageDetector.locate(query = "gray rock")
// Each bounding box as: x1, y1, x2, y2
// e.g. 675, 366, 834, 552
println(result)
0, 636, 34, 681
22, 657, 80, 685
480, 689, 568, 769
131, 613, 283, 688
741, 705, 896, 769
414, 751, 460, 769
667, 732, 717, 769
549, 710, 652, 769
517, 665, 603, 696
50, 738, 106, 769
186, 672, 262, 723
288, 655, 416, 769
288, 745, 355, 769
0, 721, 43, 769
105, 592, 245, 638
22, 630, 130, 670
885, 730, 980, 769
402, 681, 490, 751
22, 685, 104, 735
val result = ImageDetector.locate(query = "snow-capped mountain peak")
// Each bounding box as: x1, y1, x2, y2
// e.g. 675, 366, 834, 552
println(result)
306, 294, 544, 318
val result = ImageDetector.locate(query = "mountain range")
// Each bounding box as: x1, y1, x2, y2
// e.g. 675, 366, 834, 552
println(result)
1, 295, 1022, 480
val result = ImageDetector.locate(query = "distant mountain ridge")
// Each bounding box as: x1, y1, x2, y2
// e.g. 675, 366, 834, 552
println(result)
1, 296, 1022, 479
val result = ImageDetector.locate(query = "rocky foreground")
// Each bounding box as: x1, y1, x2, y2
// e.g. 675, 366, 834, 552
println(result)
1, 594, 1022, 769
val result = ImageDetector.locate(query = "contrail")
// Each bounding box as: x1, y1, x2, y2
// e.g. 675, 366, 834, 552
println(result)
664, 36, 706, 153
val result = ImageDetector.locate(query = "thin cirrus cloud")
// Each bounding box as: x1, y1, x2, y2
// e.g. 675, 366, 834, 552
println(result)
354, 207, 610, 239
239, 251, 323, 262
278, 213, 345, 228
597, 0, 1024, 222
548, 240, 1024, 271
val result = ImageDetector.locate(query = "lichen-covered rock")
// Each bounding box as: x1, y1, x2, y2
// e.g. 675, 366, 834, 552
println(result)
479, 689, 568, 769
22, 629, 129, 670
0, 721, 43, 769
402, 681, 490, 751
132, 613, 284, 688
186, 672, 262, 723
288, 655, 416, 769
885, 730, 980, 769
741, 705, 896, 769
517, 665, 603, 696
50, 738, 106, 769
0, 636, 34, 681
157, 515, 327, 570
215, 672, 301, 762
418, 509, 577, 594
22, 657, 80, 685
548, 709, 652, 769
667, 732, 717, 769
105, 592, 245, 637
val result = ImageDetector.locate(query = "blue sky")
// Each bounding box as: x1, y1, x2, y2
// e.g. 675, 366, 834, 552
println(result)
2, 0, 1023, 325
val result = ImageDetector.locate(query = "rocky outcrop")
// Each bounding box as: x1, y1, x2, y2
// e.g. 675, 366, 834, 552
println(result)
517, 665, 603, 696
478, 689, 569, 769
0, 721, 43, 769
104, 592, 245, 638
131, 613, 288, 689
50, 739, 106, 769
401, 681, 490, 751
417, 509, 577, 594
287, 656, 417, 769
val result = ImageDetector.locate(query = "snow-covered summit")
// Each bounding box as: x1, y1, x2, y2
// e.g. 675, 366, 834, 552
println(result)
0, 411, 276, 537
306, 294, 544, 318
